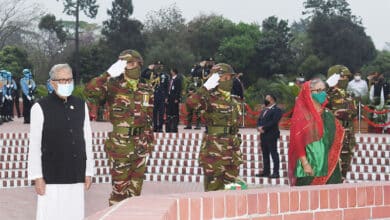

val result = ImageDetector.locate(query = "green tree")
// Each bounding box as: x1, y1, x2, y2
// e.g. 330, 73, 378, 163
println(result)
361, 51, 390, 77
56, 0, 99, 83
143, 4, 195, 73
215, 22, 263, 86
303, 0, 359, 22
255, 16, 294, 78
102, 0, 144, 56
0, 46, 31, 77
187, 14, 236, 60
69, 43, 112, 83
217, 22, 261, 72
39, 14, 68, 43
307, 14, 376, 72
298, 54, 329, 79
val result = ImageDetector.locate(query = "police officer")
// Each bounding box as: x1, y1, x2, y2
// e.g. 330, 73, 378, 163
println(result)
0, 70, 6, 124
186, 63, 243, 191
142, 61, 169, 132
3, 71, 17, 122
20, 69, 36, 124
184, 57, 215, 129
85, 49, 154, 206
326, 65, 357, 178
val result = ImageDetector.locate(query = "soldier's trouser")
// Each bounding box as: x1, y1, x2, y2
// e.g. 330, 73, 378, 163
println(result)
199, 134, 243, 191
339, 127, 356, 178
186, 107, 201, 127
105, 132, 150, 206
203, 165, 239, 191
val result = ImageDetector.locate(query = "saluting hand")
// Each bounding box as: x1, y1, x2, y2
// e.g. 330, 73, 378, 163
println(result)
34, 178, 46, 195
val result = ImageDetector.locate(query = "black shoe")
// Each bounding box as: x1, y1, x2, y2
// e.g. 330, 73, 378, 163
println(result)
194, 126, 201, 130
255, 173, 270, 177
184, 126, 192, 129
269, 173, 280, 178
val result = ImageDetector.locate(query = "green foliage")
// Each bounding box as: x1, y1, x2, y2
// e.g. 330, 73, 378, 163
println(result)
303, 0, 358, 23
187, 14, 236, 59
69, 43, 112, 83
255, 16, 294, 78
102, 0, 144, 55
217, 23, 261, 71
361, 51, 390, 78
307, 14, 376, 72
0, 46, 31, 78
39, 14, 68, 43
298, 54, 329, 79
73, 84, 86, 99
58, 0, 98, 18
143, 4, 195, 73
35, 84, 50, 99
245, 75, 303, 111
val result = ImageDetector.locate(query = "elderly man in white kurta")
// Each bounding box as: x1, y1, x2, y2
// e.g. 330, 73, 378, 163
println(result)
28, 63, 94, 220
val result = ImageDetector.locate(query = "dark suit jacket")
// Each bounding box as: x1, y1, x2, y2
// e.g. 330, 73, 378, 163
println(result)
231, 77, 244, 99
257, 104, 282, 140
168, 76, 182, 102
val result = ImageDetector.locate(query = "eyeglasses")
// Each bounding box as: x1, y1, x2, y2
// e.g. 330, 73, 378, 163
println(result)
51, 78, 73, 84
311, 88, 326, 93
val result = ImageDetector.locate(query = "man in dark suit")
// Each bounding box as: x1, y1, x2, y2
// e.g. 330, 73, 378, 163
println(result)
256, 94, 283, 178
165, 68, 182, 132
231, 72, 244, 100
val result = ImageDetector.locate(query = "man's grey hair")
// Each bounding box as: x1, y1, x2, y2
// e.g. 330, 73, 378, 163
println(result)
49, 64, 73, 79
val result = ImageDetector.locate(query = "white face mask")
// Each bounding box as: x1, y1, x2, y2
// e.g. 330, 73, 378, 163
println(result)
354, 76, 361, 81
56, 82, 74, 97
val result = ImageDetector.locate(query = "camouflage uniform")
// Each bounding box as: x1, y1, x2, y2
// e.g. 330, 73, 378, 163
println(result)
185, 65, 204, 129
326, 65, 357, 178
84, 50, 154, 206
187, 63, 243, 191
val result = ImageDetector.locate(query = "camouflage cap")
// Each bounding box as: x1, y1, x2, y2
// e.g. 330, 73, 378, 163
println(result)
118, 49, 144, 65
327, 65, 351, 78
211, 63, 235, 75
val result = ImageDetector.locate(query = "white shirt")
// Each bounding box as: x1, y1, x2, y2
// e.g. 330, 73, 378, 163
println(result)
347, 79, 368, 97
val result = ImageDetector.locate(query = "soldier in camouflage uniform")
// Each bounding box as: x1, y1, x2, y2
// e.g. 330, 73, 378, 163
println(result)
84, 49, 154, 206
326, 65, 357, 178
186, 63, 243, 191
185, 57, 215, 129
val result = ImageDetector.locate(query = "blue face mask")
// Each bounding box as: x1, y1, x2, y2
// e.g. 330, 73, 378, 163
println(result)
56, 82, 74, 97
311, 91, 327, 104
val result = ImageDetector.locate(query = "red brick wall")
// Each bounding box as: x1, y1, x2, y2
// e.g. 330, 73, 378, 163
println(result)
87, 182, 390, 220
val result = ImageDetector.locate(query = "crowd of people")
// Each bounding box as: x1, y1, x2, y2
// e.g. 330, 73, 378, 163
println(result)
14, 48, 389, 219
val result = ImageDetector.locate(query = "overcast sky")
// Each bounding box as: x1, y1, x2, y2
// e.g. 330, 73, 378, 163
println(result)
38, 0, 389, 50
